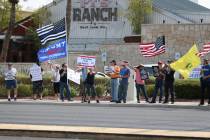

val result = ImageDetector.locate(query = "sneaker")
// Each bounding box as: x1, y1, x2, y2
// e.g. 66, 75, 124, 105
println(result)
163, 101, 168, 104
123, 100, 126, 103
96, 100, 99, 103
8, 98, 11, 102
198, 103, 204, 106
116, 100, 121, 103
14, 97, 17, 101
137, 100, 140, 103
150, 101, 156, 104
110, 100, 115, 102
88, 100, 90, 104
171, 102, 174, 104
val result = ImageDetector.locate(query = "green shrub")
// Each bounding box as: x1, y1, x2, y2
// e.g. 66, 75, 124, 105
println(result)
95, 85, 106, 97
18, 84, 32, 97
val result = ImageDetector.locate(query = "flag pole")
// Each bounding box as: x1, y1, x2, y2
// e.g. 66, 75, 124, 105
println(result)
65, 17, 69, 85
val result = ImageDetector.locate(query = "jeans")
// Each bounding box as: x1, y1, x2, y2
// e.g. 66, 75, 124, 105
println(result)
200, 78, 210, 104
118, 81, 128, 102
111, 78, 119, 101
86, 84, 97, 97
60, 81, 71, 101
136, 83, 148, 101
164, 81, 174, 102
152, 79, 163, 102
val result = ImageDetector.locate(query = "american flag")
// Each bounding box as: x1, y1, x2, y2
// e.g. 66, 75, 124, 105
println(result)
139, 36, 166, 57
36, 18, 66, 45
197, 43, 210, 57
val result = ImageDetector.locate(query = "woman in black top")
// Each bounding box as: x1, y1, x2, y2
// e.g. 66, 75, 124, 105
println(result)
86, 68, 99, 103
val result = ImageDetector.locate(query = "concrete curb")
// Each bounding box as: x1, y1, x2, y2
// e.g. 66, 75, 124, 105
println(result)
0, 100, 210, 110
0, 124, 210, 140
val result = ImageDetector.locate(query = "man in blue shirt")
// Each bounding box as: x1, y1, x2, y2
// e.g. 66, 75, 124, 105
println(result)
199, 59, 210, 106
117, 61, 130, 103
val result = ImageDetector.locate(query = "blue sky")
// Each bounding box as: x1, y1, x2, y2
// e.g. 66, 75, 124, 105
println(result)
19, 0, 210, 11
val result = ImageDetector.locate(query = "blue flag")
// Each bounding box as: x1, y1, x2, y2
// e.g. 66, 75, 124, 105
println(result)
36, 18, 67, 62
37, 38, 67, 62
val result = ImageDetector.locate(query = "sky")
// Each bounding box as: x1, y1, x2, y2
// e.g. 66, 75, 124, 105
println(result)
19, 0, 210, 11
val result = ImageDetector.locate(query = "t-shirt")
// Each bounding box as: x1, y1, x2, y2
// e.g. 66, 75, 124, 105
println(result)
4, 67, 17, 80
30, 64, 43, 82
164, 68, 175, 83
120, 67, 130, 84
110, 65, 120, 79
86, 72, 95, 85
59, 69, 67, 83
135, 69, 145, 85
51, 69, 60, 83
202, 65, 210, 81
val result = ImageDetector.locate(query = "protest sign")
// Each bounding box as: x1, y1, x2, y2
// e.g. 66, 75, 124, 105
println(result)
77, 55, 96, 67
67, 68, 80, 85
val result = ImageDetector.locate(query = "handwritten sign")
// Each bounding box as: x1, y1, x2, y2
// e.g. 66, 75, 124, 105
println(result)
67, 68, 80, 85
77, 55, 96, 67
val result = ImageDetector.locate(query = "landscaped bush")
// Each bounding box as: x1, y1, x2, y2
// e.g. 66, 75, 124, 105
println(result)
0, 75, 204, 99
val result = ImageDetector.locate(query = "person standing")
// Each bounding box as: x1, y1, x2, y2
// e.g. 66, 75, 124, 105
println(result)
4, 63, 17, 101
199, 59, 210, 106
163, 61, 175, 104
107, 60, 120, 102
59, 63, 72, 102
86, 68, 99, 103
134, 64, 149, 103
51, 64, 60, 101
77, 66, 87, 103
117, 61, 130, 103
150, 61, 165, 103
30, 62, 43, 100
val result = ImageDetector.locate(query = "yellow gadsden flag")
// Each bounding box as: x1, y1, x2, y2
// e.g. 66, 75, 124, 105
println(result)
170, 44, 201, 79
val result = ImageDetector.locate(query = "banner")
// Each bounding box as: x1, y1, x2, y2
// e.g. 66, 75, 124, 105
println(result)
77, 55, 96, 67
38, 38, 67, 62
170, 44, 201, 79
189, 66, 201, 79
67, 68, 80, 85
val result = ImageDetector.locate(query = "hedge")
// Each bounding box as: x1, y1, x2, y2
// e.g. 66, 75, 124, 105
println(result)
0, 76, 205, 99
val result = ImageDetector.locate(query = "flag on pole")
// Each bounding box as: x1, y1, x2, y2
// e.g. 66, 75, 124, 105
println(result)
139, 36, 166, 57
36, 18, 66, 45
170, 44, 201, 79
197, 43, 210, 57
36, 18, 67, 62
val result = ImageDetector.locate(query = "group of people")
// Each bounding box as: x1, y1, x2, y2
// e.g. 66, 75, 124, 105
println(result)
107, 60, 175, 104
2, 58, 210, 106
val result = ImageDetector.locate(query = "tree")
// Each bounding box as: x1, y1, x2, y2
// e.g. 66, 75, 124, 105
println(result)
0, 0, 19, 62
127, 0, 153, 34
0, 0, 22, 31
66, 0, 71, 43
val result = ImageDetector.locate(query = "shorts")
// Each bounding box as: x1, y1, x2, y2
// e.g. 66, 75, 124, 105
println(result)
5, 80, 17, 89
53, 82, 60, 93
32, 81, 43, 94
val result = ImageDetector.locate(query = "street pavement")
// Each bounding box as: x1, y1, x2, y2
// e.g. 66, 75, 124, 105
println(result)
0, 101, 210, 132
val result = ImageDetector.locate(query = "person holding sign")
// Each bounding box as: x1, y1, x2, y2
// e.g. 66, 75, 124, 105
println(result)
150, 61, 165, 103
107, 60, 120, 102
134, 64, 149, 103
59, 63, 72, 102
117, 61, 130, 103
199, 59, 210, 106
163, 60, 175, 104
4, 63, 17, 101
86, 68, 99, 103
50, 64, 60, 101
30, 62, 43, 100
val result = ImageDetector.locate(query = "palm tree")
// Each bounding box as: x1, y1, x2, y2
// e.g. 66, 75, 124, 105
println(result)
66, 0, 71, 42
0, 0, 19, 62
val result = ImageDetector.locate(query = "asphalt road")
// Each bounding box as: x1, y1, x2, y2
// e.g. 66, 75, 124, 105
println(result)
0, 103, 210, 131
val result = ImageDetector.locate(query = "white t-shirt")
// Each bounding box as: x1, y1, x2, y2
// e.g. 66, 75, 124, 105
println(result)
30, 64, 43, 82
4, 67, 17, 80
51, 69, 60, 83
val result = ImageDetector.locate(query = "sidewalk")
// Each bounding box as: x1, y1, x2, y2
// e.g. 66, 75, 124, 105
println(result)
0, 98, 209, 110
